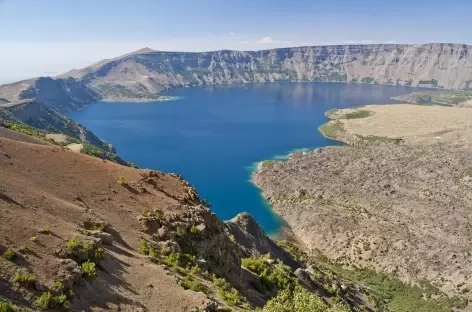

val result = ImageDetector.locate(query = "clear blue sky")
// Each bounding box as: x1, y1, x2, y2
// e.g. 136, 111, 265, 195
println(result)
0, 0, 471, 83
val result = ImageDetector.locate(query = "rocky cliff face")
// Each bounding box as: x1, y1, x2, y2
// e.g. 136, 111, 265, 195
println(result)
60, 43, 472, 93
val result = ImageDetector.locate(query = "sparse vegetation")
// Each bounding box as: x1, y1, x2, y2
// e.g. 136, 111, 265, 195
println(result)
217, 288, 247, 307
341, 110, 371, 119
259, 286, 349, 312
361, 77, 375, 84
29, 235, 38, 242
318, 120, 345, 140
3, 248, 17, 261
242, 254, 294, 291
182, 276, 205, 292
13, 272, 36, 286
66, 237, 79, 250
117, 176, 126, 185
81, 261, 97, 277
138, 239, 149, 254
190, 225, 200, 234
36, 292, 70, 310
53, 281, 64, 290
0, 300, 16, 312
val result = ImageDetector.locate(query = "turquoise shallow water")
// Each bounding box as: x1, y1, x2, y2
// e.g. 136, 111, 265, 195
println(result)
69, 82, 426, 235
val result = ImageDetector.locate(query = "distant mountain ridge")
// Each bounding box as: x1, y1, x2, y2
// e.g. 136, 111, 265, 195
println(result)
1, 43, 472, 148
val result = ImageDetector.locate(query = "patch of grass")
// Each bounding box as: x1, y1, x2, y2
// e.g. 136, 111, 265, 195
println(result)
0, 300, 16, 312
29, 235, 38, 242
138, 239, 149, 254
36, 292, 70, 310
325, 108, 339, 118
81, 261, 97, 277
13, 272, 36, 286
3, 248, 17, 261
318, 120, 345, 140
314, 255, 467, 312
341, 110, 371, 119
182, 276, 205, 292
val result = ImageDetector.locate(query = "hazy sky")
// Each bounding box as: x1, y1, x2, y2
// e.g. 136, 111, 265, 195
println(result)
1, 0, 471, 83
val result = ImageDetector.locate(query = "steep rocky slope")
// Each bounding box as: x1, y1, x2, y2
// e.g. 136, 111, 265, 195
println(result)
2, 127, 466, 311
253, 104, 472, 309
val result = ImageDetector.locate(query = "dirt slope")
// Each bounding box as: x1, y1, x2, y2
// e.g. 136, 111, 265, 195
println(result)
0, 136, 209, 311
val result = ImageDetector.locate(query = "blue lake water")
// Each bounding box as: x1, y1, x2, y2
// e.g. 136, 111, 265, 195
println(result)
69, 82, 425, 235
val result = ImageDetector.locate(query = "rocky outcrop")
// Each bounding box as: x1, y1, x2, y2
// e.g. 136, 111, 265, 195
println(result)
226, 212, 299, 269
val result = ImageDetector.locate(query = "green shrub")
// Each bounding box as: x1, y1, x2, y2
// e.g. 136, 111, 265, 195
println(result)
0, 300, 16, 312
182, 277, 204, 292
217, 288, 247, 306
81, 261, 97, 277
40, 225, 51, 234
162, 252, 180, 268
241, 254, 271, 276
13, 272, 36, 286
53, 281, 64, 290
212, 276, 229, 288
36, 292, 70, 310
89, 247, 105, 262
190, 225, 200, 234
260, 286, 349, 312
148, 247, 157, 259
3, 248, 17, 261
342, 110, 371, 119
138, 239, 149, 254
117, 176, 125, 185
29, 235, 38, 242
66, 237, 79, 250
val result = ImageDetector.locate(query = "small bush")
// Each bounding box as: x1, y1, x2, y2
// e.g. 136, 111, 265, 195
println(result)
0, 300, 16, 312
29, 235, 38, 242
89, 247, 105, 262
40, 225, 51, 234
81, 261, 97, 277
190, 225, 200, 234
213, 276, 229, 288
22, 244, 29, 251
189, 266, 201, 276
53, 281, 64, 290
148, 247, 157, 259
14, 272, 36, 286
66, 237, 79, 250
3, 248, 17, 261
182, 277, 204, 292
117, 176, 125, 185
162, 252, 180, 268
36, 292, 70, 310
91, 224, 105, 232
217, 288, 247, 306
176, 227, 185, 237
138, 239, 149, 254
